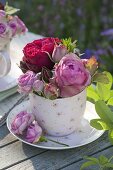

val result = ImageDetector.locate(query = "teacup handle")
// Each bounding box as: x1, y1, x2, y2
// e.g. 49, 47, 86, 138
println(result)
0, 50, 11, 78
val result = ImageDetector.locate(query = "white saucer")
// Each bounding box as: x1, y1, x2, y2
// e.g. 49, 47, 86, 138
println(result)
7, 101, 104, 150
0, 32, 43, 92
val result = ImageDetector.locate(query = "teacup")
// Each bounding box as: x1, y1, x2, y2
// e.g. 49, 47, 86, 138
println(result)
0, 44, 11, 78
29, 89, 86, 137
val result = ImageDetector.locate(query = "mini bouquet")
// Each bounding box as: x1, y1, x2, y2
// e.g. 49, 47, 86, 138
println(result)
12, 37, 110, 145
0, 3, 27, 50
18, 37, 109, 99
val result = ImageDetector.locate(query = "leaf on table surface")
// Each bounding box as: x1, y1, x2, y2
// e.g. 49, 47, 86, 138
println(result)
95, 100, 113, 123
108, 130, 113, 145
99, 155, 109, 165
105, 162, 113, 168
80, 161, 97, 170
83, 156, 99, 163
96, 83, 110, 101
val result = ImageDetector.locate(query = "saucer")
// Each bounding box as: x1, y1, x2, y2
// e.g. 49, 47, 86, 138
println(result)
7, 101, 104, 150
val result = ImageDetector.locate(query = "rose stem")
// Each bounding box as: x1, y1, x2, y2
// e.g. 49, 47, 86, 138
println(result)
47, 138, 69, 147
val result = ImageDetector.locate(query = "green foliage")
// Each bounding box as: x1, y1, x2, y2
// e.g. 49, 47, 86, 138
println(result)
87, 71, 113, 144
5, 2, 20, 15
87, 71, 113, 104
62, 38, 77, 52
92, 72, 110, 84
80, 155, 113, 170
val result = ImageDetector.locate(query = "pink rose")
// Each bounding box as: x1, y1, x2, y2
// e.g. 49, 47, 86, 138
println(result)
26, 121, 42, 143
54, 53, 91, 97
44, 83, 60, 99
11, 111, 34, 135
52, 44, 68, 63
18, 71, 37, 94
0, 10, 5, 18
33, 80, 44, 94
8, 15, 28, 36
0, 22, 12, 50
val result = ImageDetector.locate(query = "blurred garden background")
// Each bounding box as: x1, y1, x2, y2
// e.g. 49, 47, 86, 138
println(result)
7, 0, 113, 73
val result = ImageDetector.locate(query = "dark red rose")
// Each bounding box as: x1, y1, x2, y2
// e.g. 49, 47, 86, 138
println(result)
21, 37, 61, 73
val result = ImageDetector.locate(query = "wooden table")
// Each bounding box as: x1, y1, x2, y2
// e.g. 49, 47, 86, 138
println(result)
0, 33, 113, 170
0, 93, 113, 170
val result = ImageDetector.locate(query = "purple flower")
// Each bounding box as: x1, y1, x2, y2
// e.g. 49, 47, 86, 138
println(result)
44, 83, 60, 99
8, 21, 17, 36
26, 122, 42, 143
54, 53, 91, 97
52, 45, 68, 63
11, 111, 34, 135
8, 15, 28, 35
33, 80, 44, 94
101, 29, 113, 36
18, 71, 37, 94
0, 23, 6, 35
0, 10, 5, 18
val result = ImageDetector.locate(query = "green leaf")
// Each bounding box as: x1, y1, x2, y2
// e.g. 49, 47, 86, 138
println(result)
39, 136, 48, 142
110, 90, 113, 97
95, 100, 113, 124
80, 161, 97, 170
108, 130, 113, 145
96, 83, 110, 101
92, 72, 109, 84
107, 97, 113, 106
104, 162, 113, 168
99, 155, 109, 165
90, 119, 111, 130
84, 156, 99, 163
62, 38, 77, 52
87, 85, 100, 102
108, 156, 113, 162
5, 2, 20, 15
103, 71, 113, 89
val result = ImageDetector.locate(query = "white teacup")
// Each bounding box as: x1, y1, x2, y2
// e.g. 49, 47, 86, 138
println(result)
0, 45, 11, 78
30, 89, 86, 137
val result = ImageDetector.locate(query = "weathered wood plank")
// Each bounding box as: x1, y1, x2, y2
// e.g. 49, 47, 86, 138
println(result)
63, 145, 113, 170
0, 141, 47, 170
0, 93, 22, 117
0, 125, 16, 147
6, 132, 112, 170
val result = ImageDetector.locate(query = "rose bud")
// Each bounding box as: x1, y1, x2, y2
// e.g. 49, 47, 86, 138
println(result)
11, 111, 34, 135
33, 80, 44, 94
55, 53, 91, 97
18, 71, 37, 94
26, 121, 42, 143
43, 83, 60, 99
52, 44, 68, 63
82, 56, 98, 76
